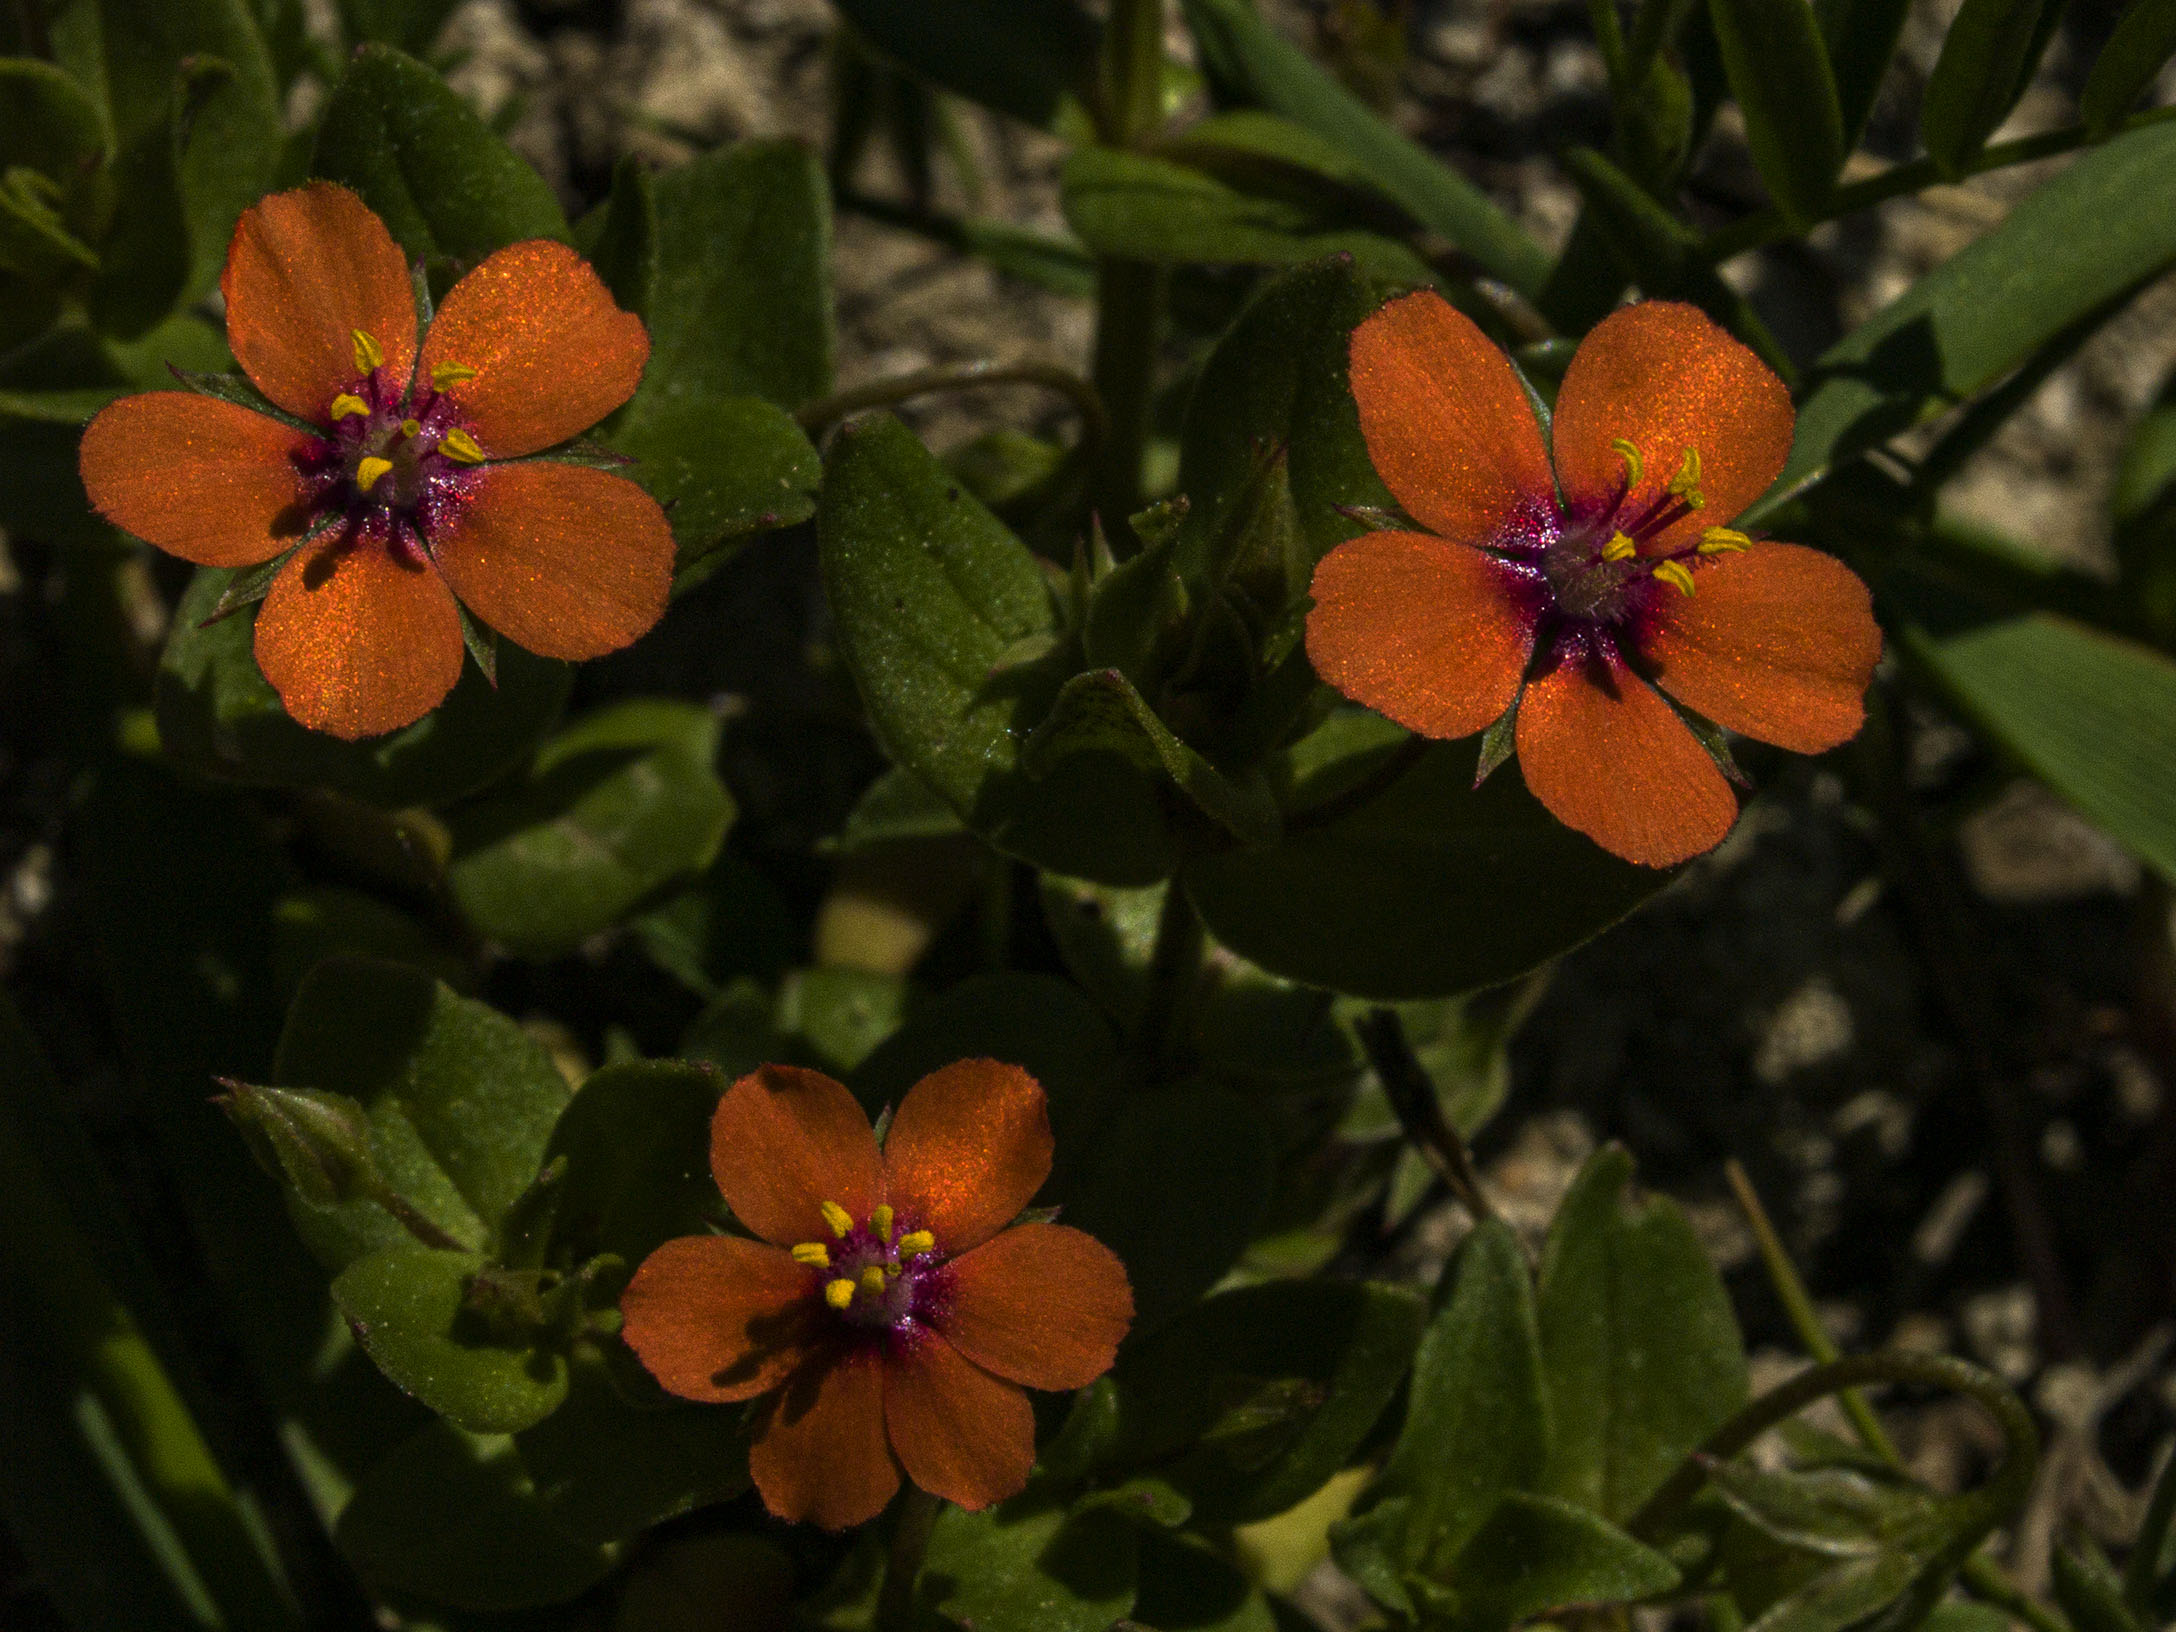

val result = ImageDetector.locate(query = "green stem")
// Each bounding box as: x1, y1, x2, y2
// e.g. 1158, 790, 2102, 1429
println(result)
1626, 1352, 2039, 1549
1702, 106, 2176, 263
1355, 1007, 1500, 1228
1089, 258, 1165, 553
796, 359, 1107, 454
2124, 1444, 2176, 1617
1135, 882, 1205, 1076
878, 1488, 943, 1630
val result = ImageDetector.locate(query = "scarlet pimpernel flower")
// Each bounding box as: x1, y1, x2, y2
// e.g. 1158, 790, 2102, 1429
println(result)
78, 182, 673, 740
1306, 294, 1883, 867
620, 1060, 1133, 1530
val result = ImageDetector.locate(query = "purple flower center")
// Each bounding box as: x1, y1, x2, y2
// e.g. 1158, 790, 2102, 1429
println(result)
796, 1203, 944, 1335
289, 357, 484, 567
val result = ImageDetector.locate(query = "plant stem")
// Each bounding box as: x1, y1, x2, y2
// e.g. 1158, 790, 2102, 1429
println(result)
1136, 882, 1205, 1075
878, 1487, 942, 1630
2124, 1443, 2176, 1617
1354, 1007, 1499, 1228
796, 359, 1107, 453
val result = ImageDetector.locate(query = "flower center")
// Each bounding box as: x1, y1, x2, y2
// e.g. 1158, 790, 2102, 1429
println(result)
792, 1201, 940, 1332
290, 328, 485, 567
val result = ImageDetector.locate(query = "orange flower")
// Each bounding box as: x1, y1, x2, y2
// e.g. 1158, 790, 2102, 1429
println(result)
78, 182, 673, 740
620, 1060, 1134, 1530
1305, 294, 1883, 867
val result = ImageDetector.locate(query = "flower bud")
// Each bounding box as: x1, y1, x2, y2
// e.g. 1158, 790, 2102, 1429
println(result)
218, 1079, 382, 1209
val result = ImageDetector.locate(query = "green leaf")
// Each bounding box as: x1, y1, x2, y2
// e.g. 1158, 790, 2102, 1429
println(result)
537, 1060, 719, 1270
1816, 0, 1915, 150
445, 699, 734, 958
622, 140, 832, 422
831, 0, 1098, 130
334, 1421, 616, 1612
1707, 0, 1845, 223
919, 1496, 1138, 1632
1705, 1460, 1941, 1558
2054, 1541, 2144, 1632
2083, 0, 2176, 135
1132, 1528, 1276, 1632
0, 56, 107, 175
775, 966, 912, 1075
272, 956, 571, 1272
156, 564, 573, 810
1110, 1280, 1426, 1522
835, 765, 969, 851
1182, 719, 1674, 1001
1775, 117, 2176, 505
1743, 1550, 1923, 1632
332, 1243, 570, 1433
607, 396, 821, 571
334, 0, 464, 55
1899, 608, 2176, 884
1537, 1146, 1748, 1522
1346, 1221, 1547, 1575
311, 43, 568, 265
1442, 1491, 1681, 1626
632, 853, 800, 998
1920, 0, 2061, 178
1178, 0, 1551, 297
576, 152, 655, 317
818, 411, 1174, 884
1059, 146, 1438, 284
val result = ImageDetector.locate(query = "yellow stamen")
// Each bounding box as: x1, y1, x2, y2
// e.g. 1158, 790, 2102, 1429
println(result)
399, 418, 421, 439
819, 1200, 853, 1238
351, 328, 384, 373
824, 1277, 855, 1310
1653, 559, 1697, 596
896, 1230, 935, 1257
329, 393, 370, 421
1698, 527, 1751, 555
438, 427, 484, 464
1601, 531, 1638, 563
431, 360, 477, 389
871, 1204, 894, 1244
355, 456, 394, 492
790, 1243, 831, 1269
1666, 446, 1704, 509
859, 1266, 886, 1297
1610, 436, 1643, 490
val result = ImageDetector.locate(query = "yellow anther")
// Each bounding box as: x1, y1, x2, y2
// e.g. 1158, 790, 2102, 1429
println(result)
351, 328, 384, 373
859, 1266, 887, 1297
1698, 527, 1751, 555
1653, 559, 1697, 596
431, 360, 477, 389
791, 1243, 831, 1269
355, 456, 394, 492
438, 427, 484, 464
399, 418, 421, 439
329, 393, 370, 421
820, 1201, 853, 1238
1610, 437, 1644, 490
824, 1277, 856, 1310
871, 1205, 894, 1244
896, 1230, 935, 1257
1666, 446, 1704, 509
1601, 532, 1638, 563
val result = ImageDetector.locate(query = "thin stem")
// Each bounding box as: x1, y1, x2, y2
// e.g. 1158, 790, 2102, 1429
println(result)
1089, 258, 1165, 553
1702, 106, 2176, 264
1135, 882, 1205, 1075
1354, 1008, 1500, 1229
1100, 0, 1166, 147
878, 1488, 942, 1630
796, 359, 1107, 454
2124, 1443, 2176, 1617
372, 1185, 471, 1255
1625, 1352, 2039, 1548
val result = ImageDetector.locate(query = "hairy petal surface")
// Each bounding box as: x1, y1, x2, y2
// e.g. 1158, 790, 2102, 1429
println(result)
79, 393, 309, 566
253, 530, 463, 740
223, 182, 416, 422
938, 1224, 1133, 1391
750, 1348, 897, 1530
1642, 543, 1882, 754
1306, 530, 1537, 740
1348, 290, 1555, 545
1551, 302, 1794, 552
1514, 655, 1737, 867
619, 1235, 818, 1403
420, 240, 649, 457
708, 1066, 882, 1249
883, 1061, 1052, 1253
430, 463, 672, 661
884, 1328, 1036, 1513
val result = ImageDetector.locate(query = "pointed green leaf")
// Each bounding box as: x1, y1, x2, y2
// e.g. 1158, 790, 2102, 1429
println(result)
537, 1060, 718, 1270
1444, 1491, 1681, 1625
2082, 0, 2176, 135
832, 0, 1099, 130
1920, 0, 2063, 178
919, 1496, 1138, 1632
607, 395, 821, 571
1815, 0, 1914, 150
1745, 1550, 1923, 1632
1707, 0, 1845, 223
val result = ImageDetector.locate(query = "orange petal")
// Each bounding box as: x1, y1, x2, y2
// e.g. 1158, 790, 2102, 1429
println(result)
1550, 302, 1794, 553
749, 1347, 898, 1530
252, 530, 463, 741
884, 1328, 1036, 1513
1348, 290, 1556, 545
1513, 650, 1738, 868
709, 1066, 883, 1249
618, 1235, 820, 1404
1642, 542, 1883, 754
429, 462, 673, 661
78, 393, 311, 566
937, 1224, 1133, 1391
419, 240, 648, 457
882, 1061, 1052, 1254
223, 183, 416, 423
1304, 530, 1537, 740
